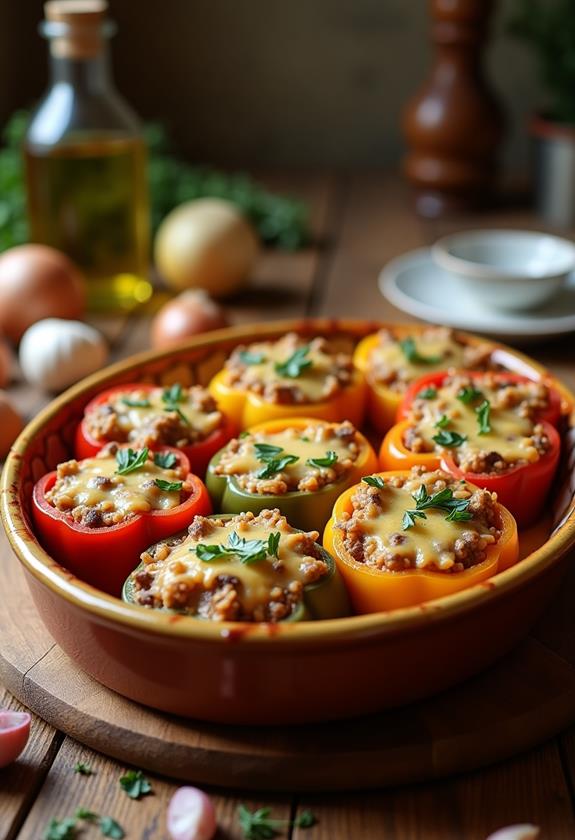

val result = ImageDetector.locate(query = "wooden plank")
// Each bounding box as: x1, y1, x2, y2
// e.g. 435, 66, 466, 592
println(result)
295, 742, 575, 840
0, 688, 61, 840
16, 736, 292, 840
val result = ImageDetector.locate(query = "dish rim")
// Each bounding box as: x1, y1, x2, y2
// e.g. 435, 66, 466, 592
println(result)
3, 317, 575, 647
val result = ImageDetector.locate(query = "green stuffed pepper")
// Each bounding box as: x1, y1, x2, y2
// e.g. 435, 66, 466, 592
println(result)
122, 508, 350, 622
205, 417, 379, 532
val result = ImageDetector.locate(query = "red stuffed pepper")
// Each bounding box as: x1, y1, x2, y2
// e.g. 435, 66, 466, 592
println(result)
380, 371, 562, 527
75, 382, 236, 477
32, 444, 212, 596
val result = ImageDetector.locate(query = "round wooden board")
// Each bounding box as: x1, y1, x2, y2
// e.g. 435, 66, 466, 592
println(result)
2, 530, 575, 792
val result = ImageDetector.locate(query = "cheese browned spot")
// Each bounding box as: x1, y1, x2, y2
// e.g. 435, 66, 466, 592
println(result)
213, 420, 361, 494
225, 333, 354, 405
337, 468, 501, 573
46, 448, 187, 528
367, 327, 493, 392
403, 373, 551, 473
132, 509, 328, 622
85, 385, 223, 448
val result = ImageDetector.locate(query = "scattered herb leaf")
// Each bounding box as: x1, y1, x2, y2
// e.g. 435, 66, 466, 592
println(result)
402, 484, 473, 530
44, 818, 78, 840
73, 762, 94, 776
99, 817, 125, 839
121, 396, 151, 408
115, 447, 149, 475
399, 337, 441, 365
154, 479, 183, 492
153, 451, 178, 469
417, 386, 437, 400
306, 450, 338, 468
237, 804, 317, 839
432, 430, 467, 448
457, 385, 484, 404
161, 383, 184, 405
254, 443, 284, 461
74, 808, 97, 822
274, 345, 312, 378
257, 454, 299, 478
239, 350, 267, 365
119, 769, 152, 800
402, 509, 427, 530
363, 475, 386, 489
434, 415, 451, 429
196, 532, 281, 565
476, 400, 492, 435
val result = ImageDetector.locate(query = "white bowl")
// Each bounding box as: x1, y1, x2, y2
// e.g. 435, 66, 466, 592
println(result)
432, 229, 575, 311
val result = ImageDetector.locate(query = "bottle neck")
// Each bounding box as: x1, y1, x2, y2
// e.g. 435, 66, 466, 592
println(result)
48, 45, 112, 93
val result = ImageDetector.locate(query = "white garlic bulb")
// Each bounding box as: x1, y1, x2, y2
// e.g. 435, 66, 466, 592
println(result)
19, 319, 108, 392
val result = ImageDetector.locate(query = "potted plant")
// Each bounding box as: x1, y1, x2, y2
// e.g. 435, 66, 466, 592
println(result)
509, 0, 575, 227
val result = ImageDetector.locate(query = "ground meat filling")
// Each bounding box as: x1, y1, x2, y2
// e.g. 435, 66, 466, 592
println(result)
212, 420, 362, 494
336, 467, 501, 573
85, 384, 224, 449
132, 509, 329, 622
402, 373, 552, 474
366, 327, 494, 393
224, 333, 354, 405
45, 444, 189, 528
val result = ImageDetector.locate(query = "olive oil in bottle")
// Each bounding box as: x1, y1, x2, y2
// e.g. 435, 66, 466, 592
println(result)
25, 1, 151, 311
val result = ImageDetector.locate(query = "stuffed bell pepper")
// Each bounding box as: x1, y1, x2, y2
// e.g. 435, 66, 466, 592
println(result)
32, 444, 212, 595
206, 417, 379, 531
353, 326, 497, 434
123, 508, 350, 622
324, 467, 519, 613
208, 332, 366, 429
75, 382, 235, 477
379, 371, 562, 526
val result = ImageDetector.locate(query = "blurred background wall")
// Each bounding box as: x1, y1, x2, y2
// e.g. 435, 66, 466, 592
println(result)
0, 0, 539, 172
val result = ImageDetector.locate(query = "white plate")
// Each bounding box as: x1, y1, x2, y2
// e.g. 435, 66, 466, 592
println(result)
379, 247, 575, 344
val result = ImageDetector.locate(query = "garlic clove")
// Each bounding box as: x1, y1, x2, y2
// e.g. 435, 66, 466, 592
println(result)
19, 319, 109, 392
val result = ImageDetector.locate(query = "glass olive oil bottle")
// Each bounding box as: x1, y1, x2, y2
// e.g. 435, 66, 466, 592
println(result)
25, 0, 151, 311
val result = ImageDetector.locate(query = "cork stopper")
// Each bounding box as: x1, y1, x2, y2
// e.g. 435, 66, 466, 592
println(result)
43, 0, 109, 59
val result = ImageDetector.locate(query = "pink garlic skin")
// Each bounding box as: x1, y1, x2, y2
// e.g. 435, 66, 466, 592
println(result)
0, 710, 31, 768
167, 786, 217, 840
486, 826, 540, 840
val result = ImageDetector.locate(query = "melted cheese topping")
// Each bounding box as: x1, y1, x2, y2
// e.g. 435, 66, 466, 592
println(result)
47, 455, 183, 521
407, 380, 543, 468
358, 485, 495, 571
368, 331, 469, 386
215, 424, 359, 491
227, 335, 351, 403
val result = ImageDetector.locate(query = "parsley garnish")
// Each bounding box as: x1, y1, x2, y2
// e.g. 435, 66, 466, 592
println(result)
44, 818, 78, 840
399, 337, 441, 365
154, 479, 183, 492
274, 345, 312, 378
161, 383, 190, 425
476, 400, 491, 435
363, 475, 385, 489
432, 430, 467, 448
434, 414, 451, 430
121, 396, 151, 408
307, 450, 338, 468
238, 804, 316, 839
74, 809, 97, 822
457, 385, 484, 404
115, 447, 148, 475
119, 769, 152, 800
99, 817, 125, 839
239, 350, 267, 365
401, 484, 473, 530
196, 531, 281, 565
417, 386, 437, 400
153, 451, 178, 469
257, 454, 299, 478
254, 443, 284, 461
73, 762, 94, 776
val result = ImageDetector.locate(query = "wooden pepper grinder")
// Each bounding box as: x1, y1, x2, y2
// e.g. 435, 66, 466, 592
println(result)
402, 0, 505, 217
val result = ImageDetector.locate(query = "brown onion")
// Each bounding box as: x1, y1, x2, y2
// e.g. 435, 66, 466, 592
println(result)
151, 290, 229, 349
0, 392, 23, 459
0, 245, 86, 343
0, 339, 12, 388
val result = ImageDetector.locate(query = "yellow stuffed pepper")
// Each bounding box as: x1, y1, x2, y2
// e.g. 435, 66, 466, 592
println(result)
209, 332, 367, 429
323, 467, 518, 613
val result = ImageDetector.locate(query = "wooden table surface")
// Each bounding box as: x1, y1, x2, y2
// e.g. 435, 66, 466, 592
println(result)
2, 173, 575, 840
